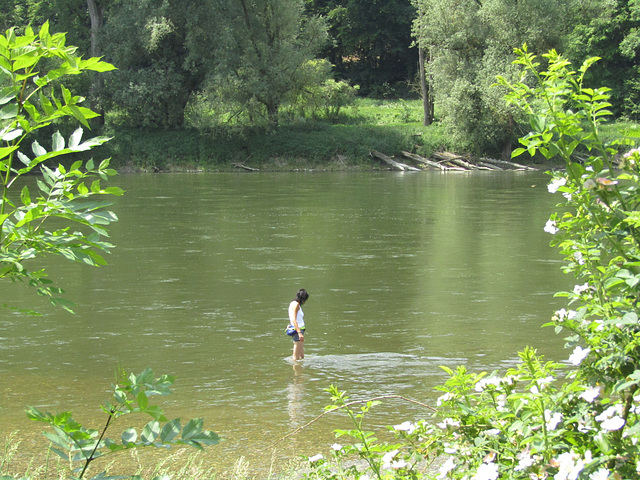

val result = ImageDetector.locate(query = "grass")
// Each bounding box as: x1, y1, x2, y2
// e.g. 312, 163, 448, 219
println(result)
0, 432, 300, 480
101, 98, 449, 172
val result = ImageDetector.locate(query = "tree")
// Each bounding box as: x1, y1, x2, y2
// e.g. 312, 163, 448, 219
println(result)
564, 0, 640, 119
0, 22, 122, 312
412, 0, 570, 156
98, 0, 211, 128
215, 0, 328, 128
306, 0, 418, 96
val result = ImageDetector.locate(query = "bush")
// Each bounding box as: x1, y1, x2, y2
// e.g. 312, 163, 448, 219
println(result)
302, 46, 640, 480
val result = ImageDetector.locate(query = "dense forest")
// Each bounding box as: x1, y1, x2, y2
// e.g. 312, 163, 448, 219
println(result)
1, 0, 639, 164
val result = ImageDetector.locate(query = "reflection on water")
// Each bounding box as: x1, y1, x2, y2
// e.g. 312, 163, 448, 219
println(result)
0, 171, 572, 473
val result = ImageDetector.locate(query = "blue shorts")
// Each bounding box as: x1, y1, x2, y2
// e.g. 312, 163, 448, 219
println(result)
292, 329, 305, 342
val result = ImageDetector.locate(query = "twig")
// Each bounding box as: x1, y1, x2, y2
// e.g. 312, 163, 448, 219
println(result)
262, 394, 437, 450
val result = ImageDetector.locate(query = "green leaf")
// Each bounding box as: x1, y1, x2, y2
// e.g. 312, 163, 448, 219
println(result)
52, 131, 65, 151
121, 428, 137, 446
160, 419, 181, 442
182, 418, 203, 440
141, 420, 160, 445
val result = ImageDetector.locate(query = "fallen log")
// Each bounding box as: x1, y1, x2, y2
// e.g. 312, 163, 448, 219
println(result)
371, 151, 421, 171
234, 162, 259, 172
448, 157, 482, 170
479, 157, 538, 171
477, 160, 504, 171
401, 151, 449, 170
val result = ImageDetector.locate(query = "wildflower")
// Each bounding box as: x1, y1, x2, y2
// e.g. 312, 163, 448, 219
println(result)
596, 177, 618, 192
579, 386, 600, 403
573, 251, 585, 265
438, 457, 456, 479
548, 177, 567, 193
589, 468, 610, 480
308, 453, 323, 463
331, 443, 342, 451
437, 417, 461, 429
595, 405, 625, 431
437, 392, 453, 406
471, 462, 499, 480
544, 219, 559, 234
600, 416, 625, 431
553, 451, 584, 480
545, 410, 563, 431
515, 450, 534, 472
394, 421, 416, 434
475, 377, 501, 392
573, 283, 590, 295
391, 459, 408, 470
568, 346, 590, 365
484, 428, 501, 436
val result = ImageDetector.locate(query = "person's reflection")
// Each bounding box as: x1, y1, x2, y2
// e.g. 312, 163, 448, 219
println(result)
287, 362, 305, 429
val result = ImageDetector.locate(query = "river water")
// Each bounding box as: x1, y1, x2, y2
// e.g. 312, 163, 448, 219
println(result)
0, 171, 571, 475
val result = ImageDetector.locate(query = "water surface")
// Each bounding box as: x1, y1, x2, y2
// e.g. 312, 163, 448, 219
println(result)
0, 171, 570, 473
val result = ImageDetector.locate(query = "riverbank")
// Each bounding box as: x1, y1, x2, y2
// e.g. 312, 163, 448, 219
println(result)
96, 101, 638, 173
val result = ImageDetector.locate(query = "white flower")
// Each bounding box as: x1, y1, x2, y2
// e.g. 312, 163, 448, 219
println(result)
544, 219, 560, 234
475, 377, 501, 392
471, 462, 499, 480
568, 346, 591, 365
595, 405, 626, 431
579, 386, 600, 403
308, 453, 324, 463
515, 450, 534, 471
600, 416, 625, 431
437, 392, 453, 406
438, 457, 456, 479
391, 459, 408, 470
548, 177, 567, 193
573, 283, 590, 294
573, 251, 585, 265
589, 468, 610, 480
545, 410, 563, 431
553, 451, 584, 480
331, 443, 342, 451
393, 421, 416, 434
382, 449, 399, 470
437, 417, 461, 429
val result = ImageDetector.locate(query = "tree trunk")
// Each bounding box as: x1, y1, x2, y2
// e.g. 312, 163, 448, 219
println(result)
419, 48, 434, 126
86, 0, 105, 124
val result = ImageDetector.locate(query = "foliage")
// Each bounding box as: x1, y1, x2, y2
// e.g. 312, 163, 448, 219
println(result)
303, 47, 640, 480
3, 368, 218, 480
563, 0, 640, 120
0, 22, 122, 313
306, 0, 418, 96
411, 0, 570, 156
212, 0, 328, 129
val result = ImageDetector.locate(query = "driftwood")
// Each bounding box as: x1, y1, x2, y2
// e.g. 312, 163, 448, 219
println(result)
401, 151, 448, 170
234, 162, 259, 172
479, 157, 538, 171
374, 150, 540, 172
371, 150, 421, 171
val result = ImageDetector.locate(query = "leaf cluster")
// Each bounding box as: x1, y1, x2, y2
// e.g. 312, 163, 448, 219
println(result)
24, 368, 219, 480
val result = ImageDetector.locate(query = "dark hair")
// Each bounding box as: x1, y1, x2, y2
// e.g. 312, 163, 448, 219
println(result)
294, 288, 309, 305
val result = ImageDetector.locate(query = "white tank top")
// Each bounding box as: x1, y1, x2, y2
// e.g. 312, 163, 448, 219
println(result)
290, 301, 305, 329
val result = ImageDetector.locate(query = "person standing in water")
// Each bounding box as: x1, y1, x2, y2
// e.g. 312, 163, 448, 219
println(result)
289, 288, 309, 360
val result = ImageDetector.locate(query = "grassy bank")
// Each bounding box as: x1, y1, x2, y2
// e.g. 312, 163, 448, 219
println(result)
99, 97, 640, 173
101, 98, 449, 172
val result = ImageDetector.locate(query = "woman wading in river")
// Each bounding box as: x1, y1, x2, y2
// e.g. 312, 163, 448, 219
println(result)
288, 289, 309, 360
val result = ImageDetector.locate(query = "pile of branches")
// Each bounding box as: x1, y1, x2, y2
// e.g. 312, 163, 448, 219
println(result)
371, 150, 538, 172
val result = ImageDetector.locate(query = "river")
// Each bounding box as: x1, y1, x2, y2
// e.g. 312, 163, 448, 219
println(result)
0, 171, 571, 476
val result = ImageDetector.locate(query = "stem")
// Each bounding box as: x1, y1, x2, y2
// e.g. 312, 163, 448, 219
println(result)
79, 409, 114, 478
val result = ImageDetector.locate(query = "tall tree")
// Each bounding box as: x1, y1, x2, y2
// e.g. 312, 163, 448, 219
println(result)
99, 0, 211, 128
215, 0, 328, 128
307, 0, 417, 96
564, 0, 640, 119
412, 0, 570, 156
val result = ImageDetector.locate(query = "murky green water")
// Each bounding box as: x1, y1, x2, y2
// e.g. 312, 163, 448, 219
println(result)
0, 171, 571, 474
